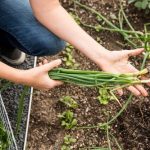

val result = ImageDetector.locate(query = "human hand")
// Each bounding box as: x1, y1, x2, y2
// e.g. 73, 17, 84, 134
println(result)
98, 48, 149, 96
22, 59, 63, 90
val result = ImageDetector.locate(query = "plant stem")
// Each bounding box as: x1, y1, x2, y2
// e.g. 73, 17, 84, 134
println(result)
141, 52, 149, 70
81, 21, 143, 35
15, 86, 29, 135
76, 94, 132, 129
110, 134, 123, 150
74, 0, 138, 48
104, 94, 132, 125
106, 126, 112, 150
120, 3, 140, 39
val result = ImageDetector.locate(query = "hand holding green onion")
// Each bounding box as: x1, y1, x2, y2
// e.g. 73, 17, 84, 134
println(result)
95, 48, 149, 96
49, 48, 150, 97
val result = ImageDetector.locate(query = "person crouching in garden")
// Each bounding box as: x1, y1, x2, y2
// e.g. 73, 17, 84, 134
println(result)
0, 0, 149, 96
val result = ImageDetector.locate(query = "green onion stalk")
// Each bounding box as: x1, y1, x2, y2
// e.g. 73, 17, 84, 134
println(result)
49, 68, 150, 89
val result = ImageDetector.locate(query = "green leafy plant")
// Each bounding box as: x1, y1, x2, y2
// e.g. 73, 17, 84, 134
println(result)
61, 145, 70, 150
63, 135, 76, 145
61, 134, 76, 150
97, 87, 114, 105
61, 135, 76, 150
60, 96, 78, 109
0, 120, 10, 150
128, 0, 150, 13
58, 110, 77, 129
62, 43, 79, 69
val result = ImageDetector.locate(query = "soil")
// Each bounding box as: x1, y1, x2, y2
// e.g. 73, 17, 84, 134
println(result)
27, 0, 150, 150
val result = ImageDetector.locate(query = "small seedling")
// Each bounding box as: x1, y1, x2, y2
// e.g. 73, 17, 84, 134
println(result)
97, 87, 114, 105
61, 135, 76, 150
128, 0, 150, 13
64, 135, 76, 145
62, 43, 79, 69
60, 96, 78, 109
58, 110, 77, 129
61, 145, 70, 150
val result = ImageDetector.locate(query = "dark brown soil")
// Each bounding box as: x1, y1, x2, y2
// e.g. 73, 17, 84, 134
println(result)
27, 0, 150, 150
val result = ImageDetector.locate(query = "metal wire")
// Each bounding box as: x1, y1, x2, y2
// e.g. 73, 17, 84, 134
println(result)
0, 94, 18, 150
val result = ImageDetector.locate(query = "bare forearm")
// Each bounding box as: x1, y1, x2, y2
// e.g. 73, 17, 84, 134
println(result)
0, 62, 23, 83
30, 0, 110, 66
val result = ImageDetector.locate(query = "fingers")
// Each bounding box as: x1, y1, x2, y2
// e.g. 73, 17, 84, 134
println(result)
125, 48, 144, 57
135, 84, 148, 96
127, 86, 141, 96
38, 59, 48, 66
52, 80, 63, 87
40, 59, 62, 72
123, 64, 148, 96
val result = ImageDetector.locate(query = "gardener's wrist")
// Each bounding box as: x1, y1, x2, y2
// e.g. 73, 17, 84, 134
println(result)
15, 70, 32, 86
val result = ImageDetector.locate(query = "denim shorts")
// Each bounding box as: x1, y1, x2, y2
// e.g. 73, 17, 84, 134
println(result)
0, 0, 66, 56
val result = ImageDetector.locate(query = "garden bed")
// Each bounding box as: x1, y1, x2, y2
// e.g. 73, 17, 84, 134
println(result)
1, 55, 35, 150
27, 0, 150, 150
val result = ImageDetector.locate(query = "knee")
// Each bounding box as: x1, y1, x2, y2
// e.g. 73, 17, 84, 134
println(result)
26, 37, 66, 57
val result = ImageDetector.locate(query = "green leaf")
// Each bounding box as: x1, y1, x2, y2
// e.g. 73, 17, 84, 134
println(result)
135, 1, 143, 9
64, 135, 76, 145
59, 110, 77, 129
61, 145, 71, 150
60, 96, 78, 109
141, 0, 148, 9
71, 119, 77, 126
148, 2, 150, 8
97, 88, 112, 105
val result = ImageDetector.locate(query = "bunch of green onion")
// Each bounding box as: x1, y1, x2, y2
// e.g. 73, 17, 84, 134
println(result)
49, 68, 149, 88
